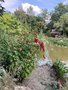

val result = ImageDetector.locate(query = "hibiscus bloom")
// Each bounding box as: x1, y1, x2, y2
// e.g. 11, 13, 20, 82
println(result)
34, 38, 45, 52
34, 38, 39, 44
40, 42, 45, 52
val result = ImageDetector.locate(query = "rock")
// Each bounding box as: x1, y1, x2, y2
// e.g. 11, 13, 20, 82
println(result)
4, 87, 13, 90
62, 61, 68, 67
40, 80, 47, 86
14, 86, 31, 90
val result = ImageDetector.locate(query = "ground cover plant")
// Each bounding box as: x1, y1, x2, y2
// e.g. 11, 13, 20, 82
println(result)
53, 60, 68, 80
47, 37, 68, 47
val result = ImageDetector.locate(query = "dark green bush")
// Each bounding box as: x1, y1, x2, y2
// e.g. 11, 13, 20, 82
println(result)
53, 60, 68, 79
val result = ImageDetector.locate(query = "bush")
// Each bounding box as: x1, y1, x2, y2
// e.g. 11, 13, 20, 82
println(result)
53, 60, 68, 80
0, 13, 30, 35
0, 30, 40, 81
0, 13, 37, 81
0, 13, 45, 81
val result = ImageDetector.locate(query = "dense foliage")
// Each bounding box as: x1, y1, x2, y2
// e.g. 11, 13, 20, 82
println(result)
51, 3, 68, 22
0, 13, 44, 81
0, 2, 68, 82
0, 12, 47, 82
47, 3, 68, 37
1, 34, 32, 80
47, 37, 68, 47
14, 8, 47, 33
0, 31, 38, 81
0, 0, 4, 15
53, 60, 68, 79
54, 14, 68, 36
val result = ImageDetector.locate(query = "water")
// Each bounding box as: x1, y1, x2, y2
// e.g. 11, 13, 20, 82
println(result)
36, 42, 68, 66
46, 44, 68, 62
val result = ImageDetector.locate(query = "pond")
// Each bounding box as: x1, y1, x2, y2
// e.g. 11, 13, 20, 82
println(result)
46, 44, 68, 62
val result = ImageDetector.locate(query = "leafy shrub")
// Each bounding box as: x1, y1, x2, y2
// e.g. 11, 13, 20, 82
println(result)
0, 30, 40, 81
0, 13, 45, 81
53, 60, 68, 79
0, 13, 30, 35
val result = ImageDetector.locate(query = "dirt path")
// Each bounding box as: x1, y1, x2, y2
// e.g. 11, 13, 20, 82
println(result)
22, 65, 55, 90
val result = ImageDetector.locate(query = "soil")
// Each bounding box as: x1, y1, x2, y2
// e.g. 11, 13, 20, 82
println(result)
22, 64, 56, 90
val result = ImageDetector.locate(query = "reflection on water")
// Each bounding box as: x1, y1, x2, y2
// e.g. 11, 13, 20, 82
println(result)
46, 44, 68, 62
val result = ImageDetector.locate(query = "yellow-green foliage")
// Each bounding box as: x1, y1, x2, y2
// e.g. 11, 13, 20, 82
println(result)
0, 13, 29, 34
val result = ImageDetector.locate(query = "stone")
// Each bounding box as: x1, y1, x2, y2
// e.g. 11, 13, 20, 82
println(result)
14, 86, 31, 90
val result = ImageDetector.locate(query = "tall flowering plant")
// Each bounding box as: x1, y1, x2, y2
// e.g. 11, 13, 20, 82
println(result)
34, 36, 46, 59
34, 38, 45, 52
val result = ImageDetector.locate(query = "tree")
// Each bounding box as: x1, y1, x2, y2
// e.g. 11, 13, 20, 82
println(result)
0, 0, 4, 15
14, 7, 46, 33
14, 7, 27, 24
51, 3, 68, 22
27, 6, 34, 16
0, 0, 4, 1
54, 14, 68, 36
40, 9, 48, 20
35, 16, 47, 33
47, 3, 68, 31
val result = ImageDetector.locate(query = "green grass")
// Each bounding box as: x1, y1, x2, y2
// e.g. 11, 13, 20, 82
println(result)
47, 37, 68, 47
